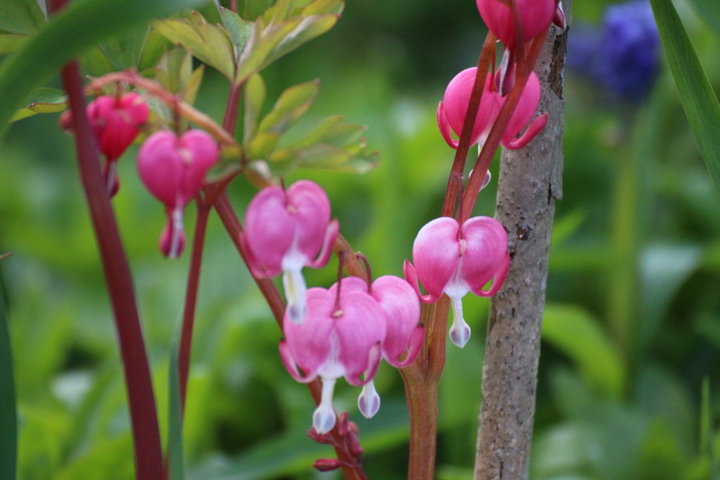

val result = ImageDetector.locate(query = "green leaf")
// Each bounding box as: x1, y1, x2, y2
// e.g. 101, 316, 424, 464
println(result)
219, 7, 254, 58
153, 12, 236, 80
650, 0, 720, 190
0, 0, 45, 35
0, 0, 209, 139
0, 34, 27, 55
301, 0, 344, 16
262, 14, 338, 68
689, 0, 720, 37
10, 87, 67, 122
543, 304, 626, 399
257, 79, 318, 133
243, 73, 266, 144
0, 266, 16, 480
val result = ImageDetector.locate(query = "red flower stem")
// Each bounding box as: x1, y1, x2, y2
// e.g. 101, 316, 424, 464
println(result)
60, 61, 164, 480
459, 35, 546, 222
213, 194, 367, 480
441, 33, 497, 218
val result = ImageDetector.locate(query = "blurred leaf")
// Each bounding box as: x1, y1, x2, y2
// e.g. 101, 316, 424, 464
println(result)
0, 272, 16, 480
543, 304, 625, 398
0, 0, 208, 138
167, 344, 184, 480
639, 244, 701, 349
10, 87, 67, 122
688, 0, 720, 37
154, 12, 236, 80
243, 73, 266, 144
0, 34, 26, 55
137, 28, 170, 73
95, 25, 150, 72
54, 435, 133, 480
650, 0, 720, 190
0, 0, 45, 35
81, 45, 116, 77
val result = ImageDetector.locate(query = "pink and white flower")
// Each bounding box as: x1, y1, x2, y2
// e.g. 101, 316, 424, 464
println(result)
244, 180, 338, 324
137, 129, 218, 258
404, 216, 510, 348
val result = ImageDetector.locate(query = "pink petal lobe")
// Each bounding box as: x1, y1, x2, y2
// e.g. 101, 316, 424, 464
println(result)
137, 130, 184, 207
412, 217, 461, 299
282, 288, 335, 378
371, 275, 421, 366
460, 216, 509, 296
287, 180, 332, 262
245, 185, 296, 274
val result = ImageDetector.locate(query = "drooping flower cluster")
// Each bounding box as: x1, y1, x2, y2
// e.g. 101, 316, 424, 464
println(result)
278, 274, 422, 433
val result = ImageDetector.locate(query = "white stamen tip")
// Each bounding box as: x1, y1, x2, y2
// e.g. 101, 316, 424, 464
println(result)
312, 378, 337, 434
449, 296, 471, 348
358, 381, 381, 419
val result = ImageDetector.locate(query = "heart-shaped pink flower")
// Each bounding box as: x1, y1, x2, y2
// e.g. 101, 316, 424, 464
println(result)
137, 129, 218, 258
244, 180, 338, 324
476, 0, 556, 49
279, 284, 386, 433
404, 216, 510, 348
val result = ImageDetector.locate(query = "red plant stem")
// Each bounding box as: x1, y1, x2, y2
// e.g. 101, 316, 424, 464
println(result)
459, 35, 546, 222
222, 81, 243, 137
441, 33, 497, 218
61, 61, 164, 480
213, 194, 367, 480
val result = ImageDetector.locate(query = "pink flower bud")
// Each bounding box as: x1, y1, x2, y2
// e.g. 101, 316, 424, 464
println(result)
137, 129, 218, 258
437, 67, 547, 150
87, 93, 149, 161
313, 458, 343, 472
245, 180, 339, 324
279, 285, 386, 433
404, 216, 510, 348
476, 0, 556, 48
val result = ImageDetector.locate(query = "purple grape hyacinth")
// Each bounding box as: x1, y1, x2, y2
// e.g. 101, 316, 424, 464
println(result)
568, 0, 660, 101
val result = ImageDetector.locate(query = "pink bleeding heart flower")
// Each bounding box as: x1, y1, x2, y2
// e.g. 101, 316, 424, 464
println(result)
476, 0, 556, 49
61, 93, 149, 196
437, 67, 547, 151
137, 129, 218, 259
336, 275, 423, 418
404, 216, 510, 348
279, 284, 386, 434
244, 180, 339, 324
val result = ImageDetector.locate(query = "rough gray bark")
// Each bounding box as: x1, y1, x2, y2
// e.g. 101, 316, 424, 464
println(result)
473, 3, 570, 479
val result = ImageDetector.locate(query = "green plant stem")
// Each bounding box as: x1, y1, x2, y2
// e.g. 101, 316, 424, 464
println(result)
0, 267, 16, 480
60, 60, 164, 480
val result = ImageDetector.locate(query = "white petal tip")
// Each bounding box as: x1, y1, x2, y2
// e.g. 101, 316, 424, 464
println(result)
288, 303, 306, 324
449, 323, 471, 349
358, 390, 381, 419
312, 406, 336, 434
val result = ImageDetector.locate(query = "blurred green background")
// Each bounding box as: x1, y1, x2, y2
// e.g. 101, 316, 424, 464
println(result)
1, 0, 720, 478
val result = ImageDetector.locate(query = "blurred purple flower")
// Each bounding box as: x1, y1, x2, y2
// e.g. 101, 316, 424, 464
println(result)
568, 0, 661, 101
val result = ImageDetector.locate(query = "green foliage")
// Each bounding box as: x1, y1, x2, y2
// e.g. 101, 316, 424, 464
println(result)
650, 0, 720, 190
0, 0, 208, 138
0, 267, 16, 480
10, 87, 66, 122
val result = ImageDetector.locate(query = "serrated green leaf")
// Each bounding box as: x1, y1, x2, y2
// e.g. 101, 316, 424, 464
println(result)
153, 12, 235, 80
219, 7, 254, 58
650, 0, 720, 190
10, 87, 67, 122
264, 0, 294, 24
243, 73, 266, 144
257, 80, 318, 133
689, 0, 720, 37
97, 24, 148, 71
235, 18, 298, 82
292, 116, 366, 149
543, 304, 626, 399
0, 267, 16, 480
0, 0, 209, 139
0, 0, 45, 35
80, 45, 116, 77
0, 33, 27, 55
